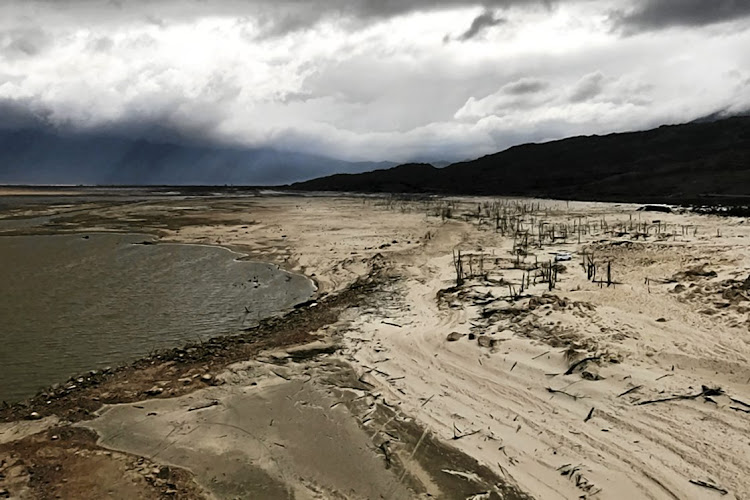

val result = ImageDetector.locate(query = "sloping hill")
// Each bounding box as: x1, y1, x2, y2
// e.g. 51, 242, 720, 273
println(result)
291, 117, 750, 204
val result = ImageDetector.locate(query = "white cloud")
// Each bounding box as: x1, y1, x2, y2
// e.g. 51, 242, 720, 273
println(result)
0, 0, 749, 164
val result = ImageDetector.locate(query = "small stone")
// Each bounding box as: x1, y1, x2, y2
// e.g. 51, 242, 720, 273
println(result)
477, 336, 496, 348
146, 386, 164, 396
446, 332, 463, 342
656, 317, 667, 323
468, 333, 476, 340
581, 369, 603, 381
201, 374, 213, 382
28, 412, 41, 420
51, 435, 59, 441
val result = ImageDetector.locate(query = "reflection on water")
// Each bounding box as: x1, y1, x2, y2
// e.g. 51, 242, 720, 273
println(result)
0, 233, 315, 403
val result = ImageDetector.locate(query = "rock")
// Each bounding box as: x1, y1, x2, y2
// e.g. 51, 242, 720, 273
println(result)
51, 435, 59, 441
156, 466, 170, 479
146, 386, 164, 396
672, 284, 686, 293
201, 374, 213, 382
28, 412, 41, 420
446, 332, 463, 342
468, 333, 476, 340
656, 317, 667, 322
581, 369, 603, 381
477, 336, 496, 348
178, 377, 192, 385
0, 488, 9, 498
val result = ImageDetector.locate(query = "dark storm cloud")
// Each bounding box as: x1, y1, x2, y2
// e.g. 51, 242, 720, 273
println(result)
458, 10, 505, 41
614, 0, 750, 32
0, 99, 49, 129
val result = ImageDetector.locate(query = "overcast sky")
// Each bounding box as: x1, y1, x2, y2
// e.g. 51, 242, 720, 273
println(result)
1, 0, 749, 162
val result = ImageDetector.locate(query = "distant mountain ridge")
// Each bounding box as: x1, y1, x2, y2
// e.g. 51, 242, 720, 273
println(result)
290, 116, 750, 204
0, 128, 396, 185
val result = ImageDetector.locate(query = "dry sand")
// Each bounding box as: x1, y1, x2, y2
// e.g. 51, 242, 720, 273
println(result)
2, 193, 750, 499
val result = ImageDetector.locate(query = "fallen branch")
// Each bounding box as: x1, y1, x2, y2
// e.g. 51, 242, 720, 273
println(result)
729, 397, 750, 408
420, 394, 434, 407
584, 407, 594, 422
452, 423, 480, 440
618, 385, 643, 398
689, 479, 728, 495
188, 400, 220, 412
381, 321, 402, 328
547, 387, 583, 400
636, 385, 723, 406
565, 356, 601, 376
532, 350, 551, 360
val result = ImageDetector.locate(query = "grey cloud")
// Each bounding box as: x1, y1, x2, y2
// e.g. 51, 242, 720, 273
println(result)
569, 71, 605, 102
7, 0, 554, 37
458, 10, 505, 41
87, 36, 114, 52
503, 77, 549, 95
613, 0, 750, 32
0, 28, 52, 59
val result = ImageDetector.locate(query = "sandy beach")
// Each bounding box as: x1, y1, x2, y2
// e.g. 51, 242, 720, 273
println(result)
2, 192, 750, 499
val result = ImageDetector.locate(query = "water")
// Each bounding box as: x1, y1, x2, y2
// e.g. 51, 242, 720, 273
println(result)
0, 233, 315, 402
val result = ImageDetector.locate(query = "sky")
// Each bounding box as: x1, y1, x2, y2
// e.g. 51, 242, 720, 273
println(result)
1, 0, 749, 163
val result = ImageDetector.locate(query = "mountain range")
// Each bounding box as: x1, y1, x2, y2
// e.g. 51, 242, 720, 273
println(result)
290, 116, 750, 205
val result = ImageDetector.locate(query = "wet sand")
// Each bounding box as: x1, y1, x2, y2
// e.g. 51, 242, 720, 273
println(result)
2, 191, 750, 499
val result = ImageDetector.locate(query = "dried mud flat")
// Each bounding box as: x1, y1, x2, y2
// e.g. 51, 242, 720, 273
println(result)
1, 191, 750, 499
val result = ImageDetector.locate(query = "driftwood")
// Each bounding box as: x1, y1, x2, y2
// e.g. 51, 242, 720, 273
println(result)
617, 385, 643, 398
188, 400, 219, 412
565, 356, 601, 375
532, 350, 551, 360
729, 397, 750, 408
452, 423, 480, 440
584, 407, 594, 422
689, 479, 728, 495
547, 387, 582, 400
636, 385, 723, 405
420, 394, 434, 407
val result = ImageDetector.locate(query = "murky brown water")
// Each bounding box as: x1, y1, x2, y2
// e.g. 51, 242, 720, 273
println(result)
0, 233, 315, 402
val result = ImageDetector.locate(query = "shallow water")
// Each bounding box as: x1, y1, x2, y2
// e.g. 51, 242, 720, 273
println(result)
0, 233, 315, 402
